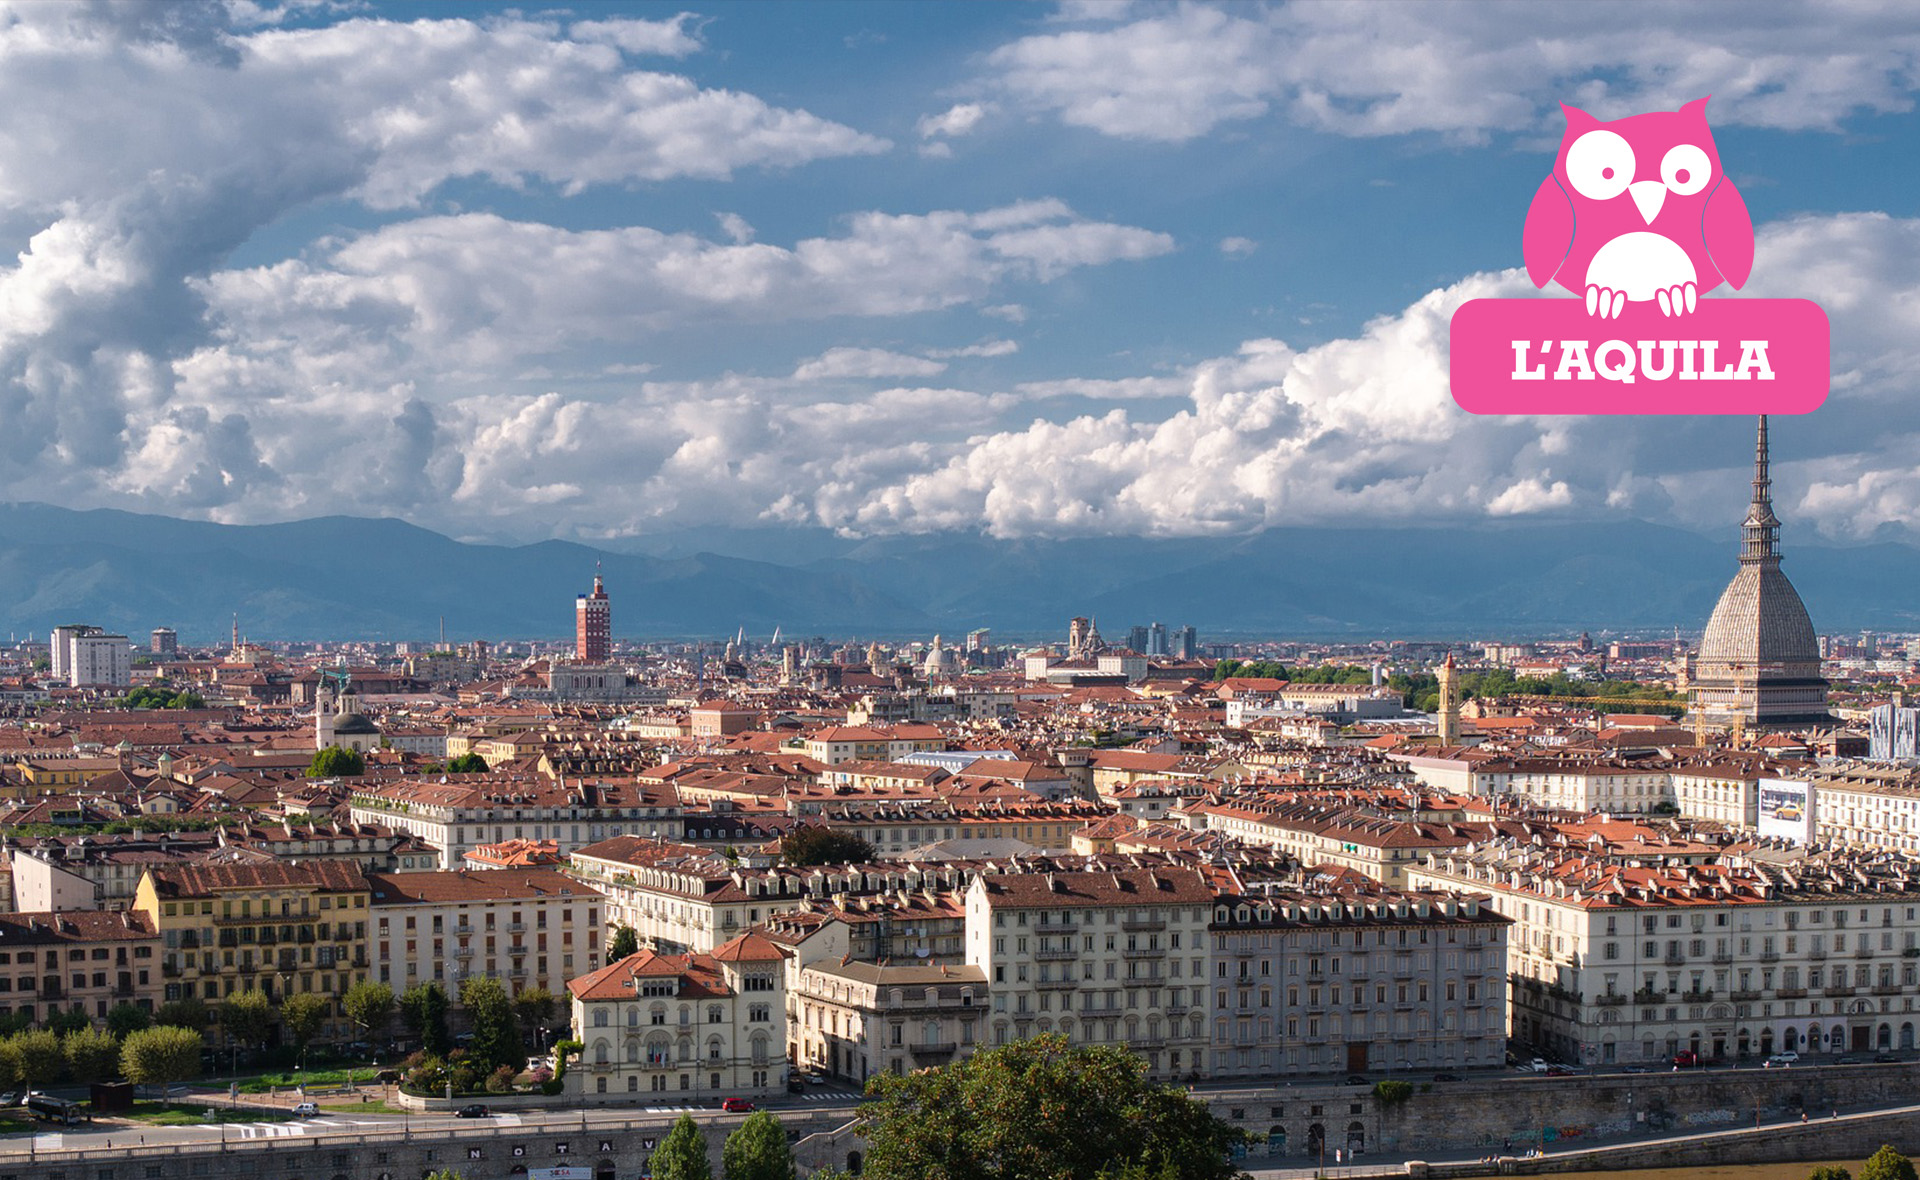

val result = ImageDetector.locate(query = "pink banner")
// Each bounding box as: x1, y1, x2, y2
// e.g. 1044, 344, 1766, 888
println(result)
1449, 297, 1828, 415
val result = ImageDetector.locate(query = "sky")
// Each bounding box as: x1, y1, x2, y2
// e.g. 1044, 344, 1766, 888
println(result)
4, 0, 1920, 547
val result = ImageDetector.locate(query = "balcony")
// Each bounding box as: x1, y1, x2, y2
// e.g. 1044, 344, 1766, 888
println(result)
1033, 977, 1078, 991
1663, 953, 1687, 967
1855, 948, 1876, 959
1872, 984, 1903, 996
1080, 1002, 1122, 1018
509, 922, 527, 934
1712, 951, 1732, 964
1777, 988, 1808, 998
1632, 989, 1662, 1005
1824, 985, 1857, 997
1034, 946, 1077, 963
1680, 990, 1713, 1003
908, 1041, 958, 1059
1120, 946, 1161, 960
1807, 948, 1827, 960
1731, 989, 1761, 1001
1594, 994, 1627, 1007
1120, 917, 1165, 933
454, 946, 475, 958
509, 946, 529, 958
1759, 951, 1780, 963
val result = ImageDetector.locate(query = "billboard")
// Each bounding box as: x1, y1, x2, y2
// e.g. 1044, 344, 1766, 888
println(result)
1758, 777, 1813, 844
1870, 703, 1920, 761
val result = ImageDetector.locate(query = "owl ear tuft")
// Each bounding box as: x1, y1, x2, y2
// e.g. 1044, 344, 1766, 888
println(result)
1559, 103, 1597, 128
1681, 96, 1711, 119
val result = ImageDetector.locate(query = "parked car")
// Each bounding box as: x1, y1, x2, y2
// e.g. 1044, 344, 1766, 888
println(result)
806, 1071, 832, 1087
1875, 1053, 1901, 1064
455, 1104, 491, 1118
290, 1103, 320, 1118
1432, 1073, 1462, 1083
1836, 1056, 1863, 1066
1528, 1058, 1550, 1073
1764, 1052, 1800, 1068
1544, 1065, 1576, 1077
721, 1098, 756, 1113
1672, 1050, 1698, 1068
1622, 1065, 1653, 1074
1345, 1075, 1369, 1086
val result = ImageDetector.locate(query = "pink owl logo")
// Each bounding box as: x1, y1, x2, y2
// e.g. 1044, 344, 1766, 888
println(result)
1523, 98, 1753, 320
1448, 97, 1828, 416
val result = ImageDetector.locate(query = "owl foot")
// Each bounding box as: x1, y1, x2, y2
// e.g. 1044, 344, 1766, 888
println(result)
1584, 285, 1627, 319
1655, 283, 1698, 317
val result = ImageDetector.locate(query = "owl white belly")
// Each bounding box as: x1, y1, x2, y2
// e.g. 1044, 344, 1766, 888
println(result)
1584, 232, 1695, 300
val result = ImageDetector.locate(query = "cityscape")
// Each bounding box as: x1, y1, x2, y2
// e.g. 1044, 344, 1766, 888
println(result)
4, 3, 1920, 1180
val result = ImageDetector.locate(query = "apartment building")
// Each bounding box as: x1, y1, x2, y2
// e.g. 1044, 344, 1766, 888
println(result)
1184, 800, 1478, 887
567, 932, 787, 1102
348, 776, 681, 868
788, 960, 989, 1083
963, 867, 1215, 1082
1408, 842, 1920, 1066
367, 869, 603, 999
134, 861, 371, 1046
0, 910, 162, 1026
1205, 888, 1509, 1078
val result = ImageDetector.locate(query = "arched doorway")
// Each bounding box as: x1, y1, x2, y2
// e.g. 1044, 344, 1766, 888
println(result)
1879, 1024, 1893, 1050
1901, 1023, 1915, 1050
596, 1162, 616, 1180
1307, 1124, 1326, 1156
1760, 1030, 1775, 1057
1783, 1028, 1799, 1053
847, 1150, 863, 1175
1268, 1126, 1287, 1153
1347, 1122, 1366, 1151
1737, 1029, 1751, 1058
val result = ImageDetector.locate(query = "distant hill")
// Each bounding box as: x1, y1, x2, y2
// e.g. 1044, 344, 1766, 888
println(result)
0, 502, 1910, 643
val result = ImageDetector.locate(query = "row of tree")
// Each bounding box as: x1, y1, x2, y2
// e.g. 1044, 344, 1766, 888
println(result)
1814, 1146, 1918, 1180
0, 1021, 206, 1091
648, 1109, 795, 1180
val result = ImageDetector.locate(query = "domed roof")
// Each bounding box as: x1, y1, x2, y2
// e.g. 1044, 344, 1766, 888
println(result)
332, 713, 380, 736
1697, 564, 1820, 671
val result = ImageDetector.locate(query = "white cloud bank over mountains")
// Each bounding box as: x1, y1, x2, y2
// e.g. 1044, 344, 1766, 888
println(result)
2, 1, 1919, 546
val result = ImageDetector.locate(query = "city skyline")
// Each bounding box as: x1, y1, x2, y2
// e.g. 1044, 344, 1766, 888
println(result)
0, 2, 1917, 548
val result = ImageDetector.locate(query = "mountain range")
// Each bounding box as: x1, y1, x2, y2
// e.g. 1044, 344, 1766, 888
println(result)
0, 502, 1913, 644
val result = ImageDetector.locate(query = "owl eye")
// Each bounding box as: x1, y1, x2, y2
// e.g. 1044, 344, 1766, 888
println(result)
1661, 143, 1711, 196
1566, 130, 1634, 201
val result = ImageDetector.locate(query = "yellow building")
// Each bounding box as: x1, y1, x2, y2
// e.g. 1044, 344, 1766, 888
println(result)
133, 861, 371, 1048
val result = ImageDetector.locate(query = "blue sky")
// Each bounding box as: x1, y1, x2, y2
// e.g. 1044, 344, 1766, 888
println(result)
4, 0, 1920, 545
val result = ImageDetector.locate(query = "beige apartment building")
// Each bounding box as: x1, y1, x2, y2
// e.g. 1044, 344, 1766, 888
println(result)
367, 868, 603, 999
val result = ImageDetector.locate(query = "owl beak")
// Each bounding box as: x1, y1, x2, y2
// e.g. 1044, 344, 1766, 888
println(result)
1629, 180, 1666, 225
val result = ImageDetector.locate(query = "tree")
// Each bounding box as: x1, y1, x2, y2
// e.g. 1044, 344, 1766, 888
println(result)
0, 1029, 63, 1086
281, 992, 329, 1064
309, 745, 366, 777
343, 980, 395, 1044
653, 1112, 713, 1180
425, 1171, 468, 1180
1810, 1168, 1854, 1180
223, 988, 273, 1056
106, 1003, 152, 1039
154, 997, 207, 1031
120, 1026, 202, 1094
512, 986, 556, 1036
460, 976, 520, 1075
1863, 1147, 1919, 1180
446, 753, 488, 773
401, 982, 452, 1057
779, 826, 877, 867
63, 1026, 122, 1083
723, 1110, 794, 1180
45, 1006, 90, 1035
609, 925, 640, 960
856, 1034, 1245, 1180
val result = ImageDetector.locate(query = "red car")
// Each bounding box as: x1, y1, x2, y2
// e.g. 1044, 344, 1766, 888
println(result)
721, 1098, 756, 1113
1672, 1050, 1699, 1068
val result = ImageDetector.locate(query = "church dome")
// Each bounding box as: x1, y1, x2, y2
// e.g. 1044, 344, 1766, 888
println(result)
332, 713, 380, 736
1697, 564, 1820, 674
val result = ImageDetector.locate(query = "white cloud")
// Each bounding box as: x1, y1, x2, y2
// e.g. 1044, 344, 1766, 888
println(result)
927, 339, 1019, 359
715, 212, 755, 245
569, 13, 703, 58
794, 348, 948, 381
984, 2, 1920, 142
1486, 476, 1574, 516
918, 101, 991, 139
1219, 236, 1258, 258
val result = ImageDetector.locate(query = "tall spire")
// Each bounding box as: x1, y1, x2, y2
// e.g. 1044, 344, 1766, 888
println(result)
1739, 414, 1781, 566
